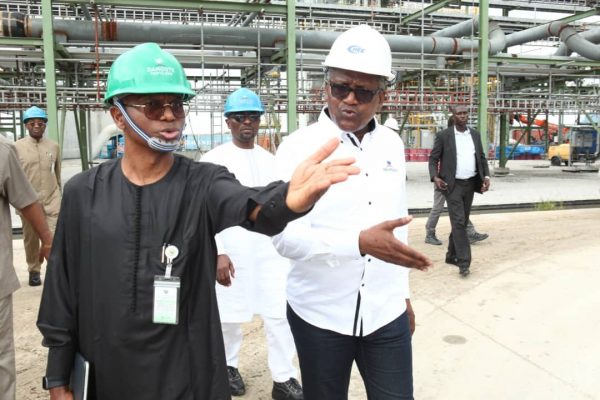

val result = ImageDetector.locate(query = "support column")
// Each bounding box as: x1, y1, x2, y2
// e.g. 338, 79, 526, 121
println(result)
497, 112, 509, 175
74, 108, 90, 171
41, 0, 59, 143
286, 0, 297, 135
477, 0, 489, 151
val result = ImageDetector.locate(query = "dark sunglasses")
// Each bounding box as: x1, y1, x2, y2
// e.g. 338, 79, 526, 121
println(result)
26, 121, 47, 127
227, 112, 261, 123
328, 82, 382, 104
123, 99, 189, 120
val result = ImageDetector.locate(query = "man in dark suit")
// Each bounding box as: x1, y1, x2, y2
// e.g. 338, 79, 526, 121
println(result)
428, 105, 491, 276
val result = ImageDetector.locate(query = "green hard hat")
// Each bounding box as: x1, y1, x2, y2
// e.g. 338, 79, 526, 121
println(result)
104, 42, 196, 105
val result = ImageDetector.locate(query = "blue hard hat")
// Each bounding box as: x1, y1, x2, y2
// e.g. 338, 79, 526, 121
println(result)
23, 106, 48, 123
224, 88, 264, 116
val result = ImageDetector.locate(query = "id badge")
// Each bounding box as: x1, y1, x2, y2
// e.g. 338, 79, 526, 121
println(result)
153, 276, 181, 325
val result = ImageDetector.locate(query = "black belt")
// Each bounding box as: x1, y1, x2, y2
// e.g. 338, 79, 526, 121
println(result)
455, 176, 477, 182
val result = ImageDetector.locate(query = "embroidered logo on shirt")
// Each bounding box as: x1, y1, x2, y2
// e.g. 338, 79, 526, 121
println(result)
383, 160, 398, 172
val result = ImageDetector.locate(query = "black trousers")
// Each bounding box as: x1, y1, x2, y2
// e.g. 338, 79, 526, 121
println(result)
444, 178, 476, 268
287, 305, 413, 400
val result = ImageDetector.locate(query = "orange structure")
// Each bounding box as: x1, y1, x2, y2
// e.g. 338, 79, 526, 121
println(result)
513, 114, 569, 143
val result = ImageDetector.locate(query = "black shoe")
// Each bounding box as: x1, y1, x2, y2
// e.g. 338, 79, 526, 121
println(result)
227, 366, 245, 396
272, 377, 303, 400
445, 256, 459, 267
468, 232, 489, 244
459, 266, 470, 277
425, 233, 442, 245
29, 272, 42, 287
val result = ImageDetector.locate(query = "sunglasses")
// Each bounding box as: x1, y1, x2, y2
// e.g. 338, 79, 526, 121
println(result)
227, 113, 261, 123
26, 121, 47, 127
328, 82, 382, 104
123, 99, 189, 120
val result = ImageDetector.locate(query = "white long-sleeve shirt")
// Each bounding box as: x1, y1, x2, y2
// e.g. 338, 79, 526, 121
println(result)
273, 109, 410, 336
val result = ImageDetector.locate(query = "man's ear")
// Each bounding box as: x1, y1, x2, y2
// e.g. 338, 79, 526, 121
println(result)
109, 106, 127, 131
376, 90, 385, 112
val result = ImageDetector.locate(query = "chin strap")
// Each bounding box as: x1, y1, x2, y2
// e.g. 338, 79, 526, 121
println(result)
114, 101, 181, 153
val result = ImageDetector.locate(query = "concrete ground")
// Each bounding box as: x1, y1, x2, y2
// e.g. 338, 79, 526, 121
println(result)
11, 157, 600, 228
406, 209, 600, 400
9, 156, 600, 400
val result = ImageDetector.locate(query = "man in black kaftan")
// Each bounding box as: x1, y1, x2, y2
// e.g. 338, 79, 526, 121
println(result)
36, 43, 359, 400
39, 155, 295, 399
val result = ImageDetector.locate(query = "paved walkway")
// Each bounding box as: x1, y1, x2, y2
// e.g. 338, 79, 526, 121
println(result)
10, 157, 600, 228
9, 155, 600, 400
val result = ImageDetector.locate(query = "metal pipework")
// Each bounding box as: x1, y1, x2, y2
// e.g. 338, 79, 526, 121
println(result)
505, 21, 600, 61
18, 13, 482, 56
0, 11, 26, 38
6, 11, 600, 61
554, 29, 600, 56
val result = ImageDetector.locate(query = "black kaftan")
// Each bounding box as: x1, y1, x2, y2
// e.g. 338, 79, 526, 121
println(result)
37, 155, 297, 399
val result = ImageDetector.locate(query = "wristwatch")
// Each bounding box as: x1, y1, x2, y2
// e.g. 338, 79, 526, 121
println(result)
42, 376, 64, 390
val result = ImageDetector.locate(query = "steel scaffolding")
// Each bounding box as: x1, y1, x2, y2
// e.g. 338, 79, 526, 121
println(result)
1, 0, 600, 153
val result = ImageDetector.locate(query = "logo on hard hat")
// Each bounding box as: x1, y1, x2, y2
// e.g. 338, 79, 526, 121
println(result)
347, 45, 365, 55
155, 58, 164, 65
147, 66, 175, 76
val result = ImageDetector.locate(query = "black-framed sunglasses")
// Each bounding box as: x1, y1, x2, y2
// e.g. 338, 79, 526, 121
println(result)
122, 99, 189, 120
328, 82, 382, 104
227, 112, 261, 123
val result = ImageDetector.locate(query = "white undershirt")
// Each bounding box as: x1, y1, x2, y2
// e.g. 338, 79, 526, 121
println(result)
454, 126, 476, 179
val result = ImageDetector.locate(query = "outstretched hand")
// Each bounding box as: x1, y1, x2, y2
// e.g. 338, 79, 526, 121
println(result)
359, 217, 432, 271
286, 137, 360, 213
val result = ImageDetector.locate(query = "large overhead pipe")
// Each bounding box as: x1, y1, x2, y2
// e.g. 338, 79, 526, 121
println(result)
432, 18, 505, 55
19, 13, 482, 56
0, 11, 26, 38
6, 12, 600, 60
554, 29, 600, 56
505, 21, 600, 60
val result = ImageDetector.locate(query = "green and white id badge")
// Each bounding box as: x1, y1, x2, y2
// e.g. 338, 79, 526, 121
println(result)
153, 276, 180, 325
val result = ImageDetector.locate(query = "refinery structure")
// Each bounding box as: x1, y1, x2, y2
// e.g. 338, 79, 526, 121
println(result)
1, 0, 600, 164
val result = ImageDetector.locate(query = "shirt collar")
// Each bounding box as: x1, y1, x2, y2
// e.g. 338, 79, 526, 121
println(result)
319, 107, 378, 141
454, 126, 470, 136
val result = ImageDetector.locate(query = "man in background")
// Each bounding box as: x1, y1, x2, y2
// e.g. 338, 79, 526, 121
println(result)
424, 115, 488, 246
201, 88, 302, 400
1, 135, 52, 400
428, 105, 491, 277
15, 106, 61, 286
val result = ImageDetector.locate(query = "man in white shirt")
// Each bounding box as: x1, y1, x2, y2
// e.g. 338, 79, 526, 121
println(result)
428, 106, 491, 277
273, 25, 431, 400
201, 88, 303, 400
425, 115, 489, 246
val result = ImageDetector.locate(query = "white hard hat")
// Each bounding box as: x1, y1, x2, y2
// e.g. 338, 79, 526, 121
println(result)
324, 25, 394, 81
384, 117, 399, 131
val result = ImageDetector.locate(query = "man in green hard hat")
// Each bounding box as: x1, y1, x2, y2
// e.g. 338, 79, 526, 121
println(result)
37, 42, 359, 400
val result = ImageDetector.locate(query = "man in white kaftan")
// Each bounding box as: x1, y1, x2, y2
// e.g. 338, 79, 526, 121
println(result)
200, 88, 302, 400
